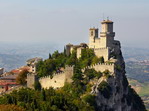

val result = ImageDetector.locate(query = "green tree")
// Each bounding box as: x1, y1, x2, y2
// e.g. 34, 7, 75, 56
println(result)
99, 56, 104, 63
82, 94, 96, 107
41, 89, 46, 101
49, 53, 52, 59
97, 81, 112, 99
64, 46, 66, 56
66, 50, 77, 65
52, 50, 59, 59
84, 68, 96, 80
34, 80, 41, 91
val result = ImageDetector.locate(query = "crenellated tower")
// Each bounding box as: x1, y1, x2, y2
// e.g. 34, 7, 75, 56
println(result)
66, 19, 120, 61
89, 19, 116, 49
89, 28, 99, 48
100, 19, 115, 48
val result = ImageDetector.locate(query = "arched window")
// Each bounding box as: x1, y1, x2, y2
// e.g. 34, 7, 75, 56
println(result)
91, 31, 94, 36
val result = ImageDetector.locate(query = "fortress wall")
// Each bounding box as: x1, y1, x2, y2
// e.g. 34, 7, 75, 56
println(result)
39, 66, 74, 89
27, 74, 37, 89
94, 47, 109, 61
83, 63, 115, 73
39, 72, 66, 89
65, 66, 74, 83
89, 38, 100, 49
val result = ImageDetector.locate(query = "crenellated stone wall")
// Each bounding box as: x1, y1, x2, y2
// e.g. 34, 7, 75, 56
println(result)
94, 47, 110, 61
82, 63, 115, 73
39, 66, 74, 89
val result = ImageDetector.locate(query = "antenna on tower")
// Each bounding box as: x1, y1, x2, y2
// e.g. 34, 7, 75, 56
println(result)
102, 13, 105, 20
107, 16, 109, 20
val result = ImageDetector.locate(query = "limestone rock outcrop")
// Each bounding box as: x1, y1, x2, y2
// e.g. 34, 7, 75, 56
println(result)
91, 48, 146, 111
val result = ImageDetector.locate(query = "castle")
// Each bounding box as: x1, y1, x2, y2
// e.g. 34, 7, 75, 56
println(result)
66, 19, 120, 61
27, 19, 121, 89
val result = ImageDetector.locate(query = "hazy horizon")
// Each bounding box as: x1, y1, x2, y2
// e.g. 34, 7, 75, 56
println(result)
0, 0, 149, 48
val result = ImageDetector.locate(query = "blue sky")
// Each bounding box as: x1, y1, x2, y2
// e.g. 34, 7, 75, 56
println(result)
0, 0, 149, 48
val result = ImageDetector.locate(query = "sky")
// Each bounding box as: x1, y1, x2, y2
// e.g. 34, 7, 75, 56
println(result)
0, 0, 149, 48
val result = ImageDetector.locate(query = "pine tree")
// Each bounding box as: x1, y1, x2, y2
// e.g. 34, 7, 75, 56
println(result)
49, 53, 52, 59
64, 46, 66, 56
41, 89, 46, 101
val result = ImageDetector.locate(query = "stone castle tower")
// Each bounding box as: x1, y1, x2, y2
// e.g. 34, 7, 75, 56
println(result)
89, 20, 115, 48
66, 19, 120, 61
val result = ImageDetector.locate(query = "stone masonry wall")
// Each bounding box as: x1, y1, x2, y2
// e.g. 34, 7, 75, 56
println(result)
39, 72, 66, 89
82, 63, 115, 73
39, 66, 74, 89
27, 74, 37, 89
94, 47, 109, 61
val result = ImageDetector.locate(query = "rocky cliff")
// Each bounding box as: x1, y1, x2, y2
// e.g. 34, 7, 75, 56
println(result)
91, 48, 146, 111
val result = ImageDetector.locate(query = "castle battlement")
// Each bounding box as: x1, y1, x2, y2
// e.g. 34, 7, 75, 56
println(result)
39, 65, 74, 89
38, 62, 115, 89
65, 65, 74, 68
39, 71, 65, 81
82, 63, 115, 73
39, 65, 74, 81
65, 19, 121, 61
94, 47, 109, 50
53, 72, 64, 76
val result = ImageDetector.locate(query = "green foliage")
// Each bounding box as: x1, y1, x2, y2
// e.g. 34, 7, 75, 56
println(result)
90, 56, 105, 66
81, 48, 95, 60
37, 59, 56, 77
37, 51, 68, 77
91, 56, 99, 65
64, 46, 66, 56
84, 68, 96, 80
98, 81, 112, 99
0, 87, 98, 111
72, 65, 83, 81
37, 48, 104, 78
52, 50, 59, 59
41, 89, 46, 101
49, 53, 52, 59
96, 71, 102, 79
82, 94, 96, 106
66, 50, 77, 65
34, 80, 41, 91
79, 48, 95, 68
103, 69, 111, 78
98, 56, 104, 63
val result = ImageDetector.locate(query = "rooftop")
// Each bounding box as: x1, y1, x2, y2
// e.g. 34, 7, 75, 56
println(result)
0, 75, 17, 80
26, 57, 42, 65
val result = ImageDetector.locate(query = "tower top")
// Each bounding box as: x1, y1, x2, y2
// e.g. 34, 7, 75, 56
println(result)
101, 19, 113, 24
89, 27, 98, 30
